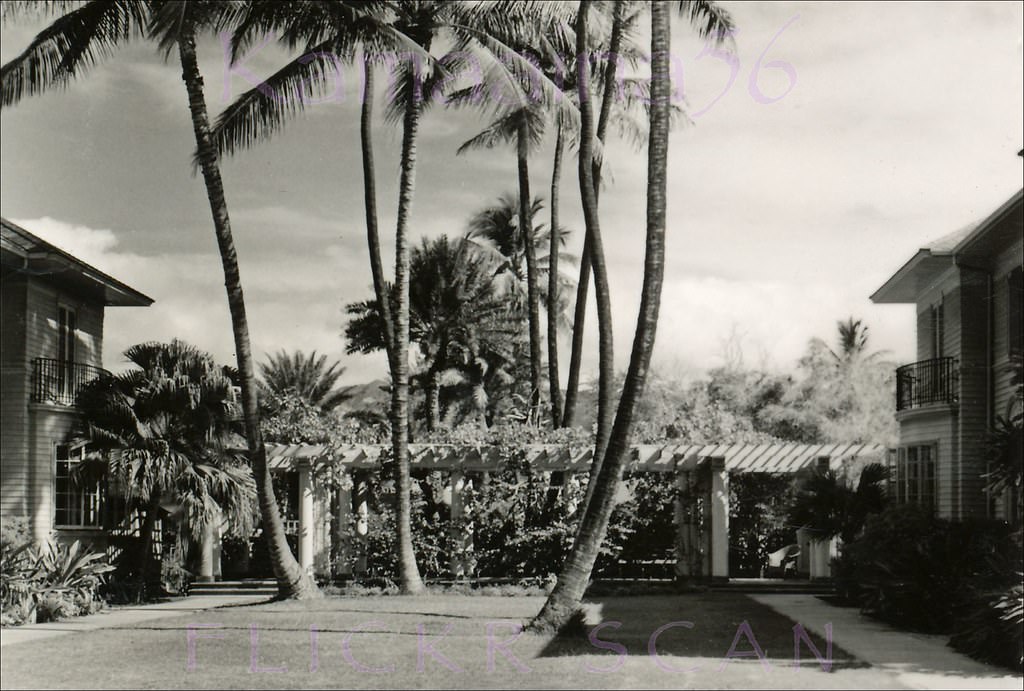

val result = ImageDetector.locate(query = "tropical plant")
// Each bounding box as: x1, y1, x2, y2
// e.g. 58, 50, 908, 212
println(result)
787, 462, 888, 544
1, 531, 114, 625
0, 0, 316, 599
983, 354, 1023, 520
72, 340, 256, 597
214, 0, 575, 595
345, 235, 520, 431
259, 350, 352, 412
465, 193, 576, 325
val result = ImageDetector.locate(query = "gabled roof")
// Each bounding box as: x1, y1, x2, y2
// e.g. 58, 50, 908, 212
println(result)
871, 189, 1024, 304
0, 218, 153, 307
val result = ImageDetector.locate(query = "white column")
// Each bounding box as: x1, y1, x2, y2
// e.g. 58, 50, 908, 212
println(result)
709, 457, 729, 581
198, 518, 215, 582
212, 509, 223, 580
674, 470, 694, 578
449, 470, 465, 578
298, 462, 314, 576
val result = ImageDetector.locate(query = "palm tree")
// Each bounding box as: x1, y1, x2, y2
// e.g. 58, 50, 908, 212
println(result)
788, 463, 889, 544
259, 350, 352, 412
458, 106, 547, 423
465, 193, 575, 320
1, 0, 317, 599
215, 0, 574, 595
561, 0, 699, 431
74, 340, 256, 599
532, 0, 733, 633
345, 236, 518, 431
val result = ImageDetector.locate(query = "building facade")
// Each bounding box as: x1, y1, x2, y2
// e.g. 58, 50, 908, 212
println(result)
1, 218, 152, 543
871, 189, 1023, 522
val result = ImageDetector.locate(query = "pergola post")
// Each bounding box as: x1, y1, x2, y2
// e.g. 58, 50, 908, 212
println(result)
354, 471, 369, 574
335, 477, 352, 577
674, 469, 695, 579
448, 469, 472, 578
709, 456, 729, 582
298, 461, 315, 576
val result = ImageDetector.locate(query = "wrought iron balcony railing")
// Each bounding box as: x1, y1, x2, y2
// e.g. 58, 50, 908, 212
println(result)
31, 357, 110, 406
895, 357, 958, 412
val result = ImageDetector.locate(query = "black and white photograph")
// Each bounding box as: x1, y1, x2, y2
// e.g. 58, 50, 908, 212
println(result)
1, 1, 1022, 688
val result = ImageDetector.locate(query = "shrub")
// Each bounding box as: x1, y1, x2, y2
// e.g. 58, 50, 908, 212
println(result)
949, 579, 1024, 672
839, 505, 1020, 633
1, 529, 114, 626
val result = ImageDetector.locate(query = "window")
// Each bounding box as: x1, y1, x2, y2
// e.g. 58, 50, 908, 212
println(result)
889, 445, 937, 512
1009, 267, 1022, 357
55, 443, 102, 528
57, 306, 77, 398
931, 302, 944, 358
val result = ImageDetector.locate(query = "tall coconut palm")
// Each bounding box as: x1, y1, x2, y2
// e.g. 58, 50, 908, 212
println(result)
0, 0, 318, 598
74, 340, 256, 599
457, 107, 547, 422
561, 0, 707, 431
215, 0, 575, 595
259, 350, 352, 411
532, 0, 733, 633
465, 193, 575, 320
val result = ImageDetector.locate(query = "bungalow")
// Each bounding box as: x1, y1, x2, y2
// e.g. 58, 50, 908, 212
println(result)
1, 218, 153, 544
871, 188, 1023, 522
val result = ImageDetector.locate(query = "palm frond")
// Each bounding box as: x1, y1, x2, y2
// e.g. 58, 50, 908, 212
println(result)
1, 0, 147, 107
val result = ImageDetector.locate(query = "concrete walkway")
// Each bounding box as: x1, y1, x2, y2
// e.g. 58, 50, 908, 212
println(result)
0, 594, 269, 648
751, 593, 1022, 690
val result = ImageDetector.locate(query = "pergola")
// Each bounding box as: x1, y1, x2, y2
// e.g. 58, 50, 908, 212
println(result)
199, 441, 885, 582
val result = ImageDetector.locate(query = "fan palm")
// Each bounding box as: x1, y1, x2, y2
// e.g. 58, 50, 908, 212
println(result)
259, 350, 352, 412
1, 0, 317, 598
73, 340, 256, 599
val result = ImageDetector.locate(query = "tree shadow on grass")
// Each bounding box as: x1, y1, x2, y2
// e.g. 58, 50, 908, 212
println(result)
538, 593, 867, 672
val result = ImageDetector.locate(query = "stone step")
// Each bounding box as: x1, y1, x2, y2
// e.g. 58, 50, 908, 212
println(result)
189, 580, 277, 596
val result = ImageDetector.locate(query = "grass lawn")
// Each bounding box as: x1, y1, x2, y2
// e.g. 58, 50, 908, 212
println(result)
0, 593, 904, 689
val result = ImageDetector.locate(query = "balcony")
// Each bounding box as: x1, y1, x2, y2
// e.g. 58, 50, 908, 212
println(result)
896, 357, 958, 412
31, 357, 110, 406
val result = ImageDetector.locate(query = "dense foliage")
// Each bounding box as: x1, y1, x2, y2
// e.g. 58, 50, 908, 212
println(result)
836, 504, 1022, 669
1, 518, 113, 626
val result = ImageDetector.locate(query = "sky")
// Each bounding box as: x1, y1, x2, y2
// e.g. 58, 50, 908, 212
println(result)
2, 1, 1022, 385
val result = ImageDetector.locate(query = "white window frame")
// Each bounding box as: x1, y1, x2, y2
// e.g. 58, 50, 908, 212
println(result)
54, 442, 103, 529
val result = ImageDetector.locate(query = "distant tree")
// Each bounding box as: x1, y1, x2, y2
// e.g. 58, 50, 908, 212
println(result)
763, 317, 897, 445
345, 236, 520, 431
259, 350, 352, 412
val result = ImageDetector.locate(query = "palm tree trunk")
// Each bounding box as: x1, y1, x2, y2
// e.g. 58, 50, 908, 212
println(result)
532, 0, 670, 632
574, 0, 616, 515
426, 368, 441, 432
391, 88, 426, 594
518, 117, 543, 425
361, 56, 396, 363
560, 0, 625, 431
547, 119, 565, 427
561, 235, 590, 428
177, 31, 315, 600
